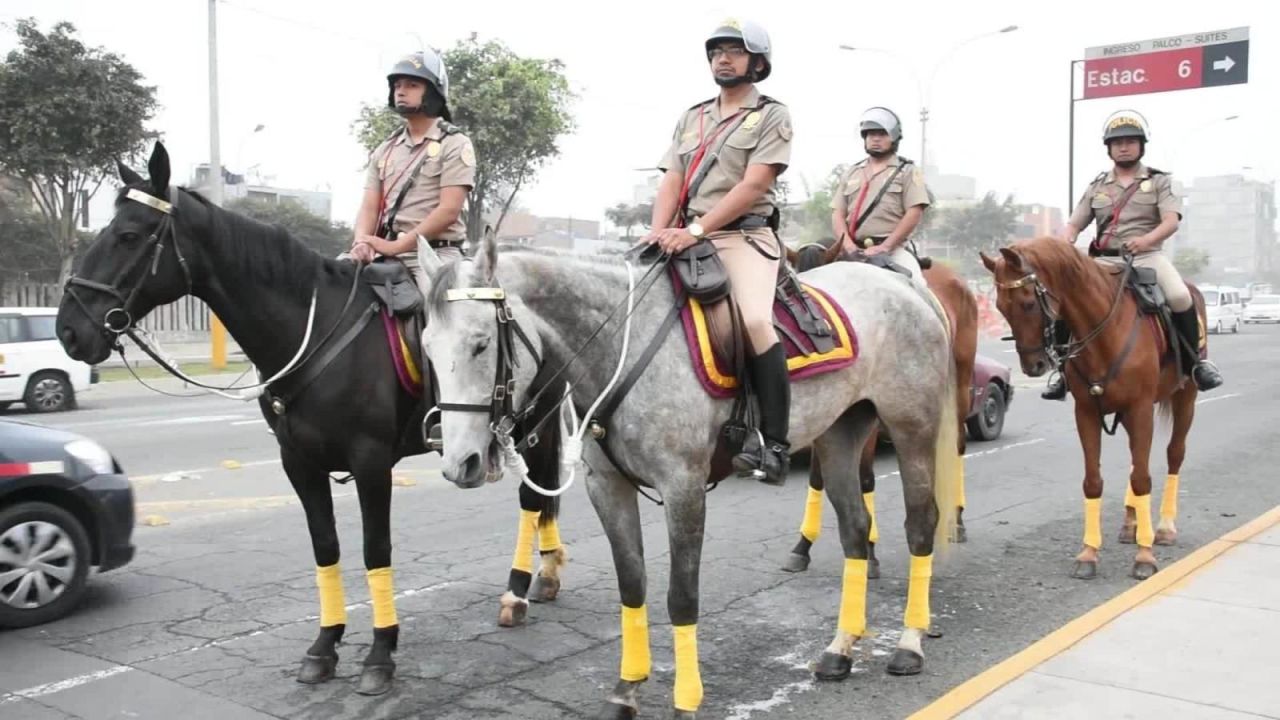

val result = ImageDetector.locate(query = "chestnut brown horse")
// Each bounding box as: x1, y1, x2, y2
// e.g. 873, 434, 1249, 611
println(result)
781, 240, 977, 576
981, 237, 1202, 580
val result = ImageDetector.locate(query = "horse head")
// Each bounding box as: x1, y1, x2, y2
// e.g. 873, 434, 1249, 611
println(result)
422, 232, 544, 489
57, 142, 204, 364
981, 246, 1056, 377
791, 237, 837, 273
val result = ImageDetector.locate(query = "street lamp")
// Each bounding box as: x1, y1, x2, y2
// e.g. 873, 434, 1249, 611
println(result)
839, 25, 1018, 174
235, 123, 266, 179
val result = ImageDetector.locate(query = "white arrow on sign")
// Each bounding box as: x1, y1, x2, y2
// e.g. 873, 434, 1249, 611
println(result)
1213, 56, 1236, 72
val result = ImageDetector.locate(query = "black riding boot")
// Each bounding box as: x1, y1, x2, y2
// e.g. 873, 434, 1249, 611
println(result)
1172, 308, 1223, 391
733, 343, 791, 486
1041, 319, 1071, 401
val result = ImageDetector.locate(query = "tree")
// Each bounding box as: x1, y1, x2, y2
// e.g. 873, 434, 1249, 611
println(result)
226, 198, 352, 259
0, 180, 61, 298
1173, 247, 1210, 278
352, 37, 575, 241
783, 164, 847, 245
0, 19, 158, 285
604, 202, 653, 240
934, 191, 1020, 257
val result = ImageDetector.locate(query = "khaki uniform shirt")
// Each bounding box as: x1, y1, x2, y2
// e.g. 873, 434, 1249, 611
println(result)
831, 156, 930, 244
364, 119, 475, 242
1069, 164, 1180, 251
657, 87, 792, 220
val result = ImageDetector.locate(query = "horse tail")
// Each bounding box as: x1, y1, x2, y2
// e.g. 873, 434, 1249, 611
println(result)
931, 344, 963, 553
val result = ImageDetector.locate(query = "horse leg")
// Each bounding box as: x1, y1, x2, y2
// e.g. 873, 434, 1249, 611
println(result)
1119, 479, 1138, 544
585, 469, 649, 720
1122, 407, 1159, 580
811, 404, 878, 681
781, 451, 824, 573
1158, 389, 1196, 546
884, 422, 941, 677
953, 362, 972, 544
353, 464, 399, 696
527, 416, 567, 604
283, 451, 346, 685
1073, 401, 1105, 580
498, 505, 537, 627
860, 429, 882, 579
661, 482, 707, 719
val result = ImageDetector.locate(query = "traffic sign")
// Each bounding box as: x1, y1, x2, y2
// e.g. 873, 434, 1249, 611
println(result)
1082, 27, 1249, 99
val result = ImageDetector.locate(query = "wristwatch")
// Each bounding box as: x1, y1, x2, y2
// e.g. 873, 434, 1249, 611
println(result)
688, 222, 706, 239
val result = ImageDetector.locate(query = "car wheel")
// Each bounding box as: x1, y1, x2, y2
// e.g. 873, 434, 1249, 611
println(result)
966, 382, 1006, 442
23, 372, 73, 413
1212, 320, 1222, 334
0, 502, 92, 628
1232, 318, 1239, 333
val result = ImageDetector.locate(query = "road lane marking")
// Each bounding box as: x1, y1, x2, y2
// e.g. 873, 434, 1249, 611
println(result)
230, 418, 265, 426
45, 412, 253, 430
0, 665, 133, 705
874, 437, 1046, 481
1196, 392, 1241, 406
131, 458, 282, 486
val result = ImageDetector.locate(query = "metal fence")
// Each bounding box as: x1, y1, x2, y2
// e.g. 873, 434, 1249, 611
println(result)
0, 282, 211, 337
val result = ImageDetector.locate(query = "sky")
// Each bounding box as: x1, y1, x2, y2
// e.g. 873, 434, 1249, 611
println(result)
1, 0, 1272, 232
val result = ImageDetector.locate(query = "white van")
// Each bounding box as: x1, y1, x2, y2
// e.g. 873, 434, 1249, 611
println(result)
0, 308, 96, 413
1201, 286, 1243, 334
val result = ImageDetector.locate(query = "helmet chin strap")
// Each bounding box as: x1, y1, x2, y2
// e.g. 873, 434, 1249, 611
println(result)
714, 73, 752, 88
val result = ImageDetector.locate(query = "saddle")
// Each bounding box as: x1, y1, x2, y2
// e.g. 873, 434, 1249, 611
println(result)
364, 259, 429, 404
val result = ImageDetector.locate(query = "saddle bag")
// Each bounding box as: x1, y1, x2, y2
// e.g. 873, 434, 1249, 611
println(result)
672, 240, 731, 304
363, 259, 423, 316
1129, 266, 1165, 314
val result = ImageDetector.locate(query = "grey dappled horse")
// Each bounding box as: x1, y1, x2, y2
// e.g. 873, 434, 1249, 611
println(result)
420, 237, 962, 719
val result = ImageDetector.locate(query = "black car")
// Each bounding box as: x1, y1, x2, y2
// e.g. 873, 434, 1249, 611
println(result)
0, 418, 135, 628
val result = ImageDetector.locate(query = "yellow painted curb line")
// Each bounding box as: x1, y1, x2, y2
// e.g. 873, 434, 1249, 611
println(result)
909, 504, 1280, 720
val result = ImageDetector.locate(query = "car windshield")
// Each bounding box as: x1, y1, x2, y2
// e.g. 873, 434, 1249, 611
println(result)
1203, 290, 1220, 305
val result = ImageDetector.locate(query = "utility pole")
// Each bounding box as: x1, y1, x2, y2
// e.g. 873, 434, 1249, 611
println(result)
208, 0, 227, 369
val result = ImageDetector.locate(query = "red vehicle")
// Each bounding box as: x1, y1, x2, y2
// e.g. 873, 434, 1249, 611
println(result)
966, 352, 1013, 442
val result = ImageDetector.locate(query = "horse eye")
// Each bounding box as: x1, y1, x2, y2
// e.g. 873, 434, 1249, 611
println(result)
120, 231, 141, 243
1021, 301, 1037, 313
471, 336, 490, 357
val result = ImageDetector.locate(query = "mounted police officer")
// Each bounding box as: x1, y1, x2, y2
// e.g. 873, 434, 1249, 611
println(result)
831, 106, 931, 283
1045, 110, 1223, 400
347, 50, 475, 296
644, 19, 794, 485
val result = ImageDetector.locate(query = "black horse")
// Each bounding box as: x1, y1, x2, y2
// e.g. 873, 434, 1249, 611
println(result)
56, 142, 563, 696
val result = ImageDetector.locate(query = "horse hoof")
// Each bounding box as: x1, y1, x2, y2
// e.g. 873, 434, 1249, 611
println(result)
1154, 529, 1177, 546
601, 701, 637, 719
529, 574, 561, 604
498, 602, 528, 627
672, 710, 697, 719
1118, 526, 1137, 544
355, 662, 395, 696
781, 552, 810, 573
296, 653, 337, 684
886, 648, 924, 676
1071, 561, 1098, 580
813, 651, 853, 681
868, 558, 881, 580
1131, 561, 1159, 581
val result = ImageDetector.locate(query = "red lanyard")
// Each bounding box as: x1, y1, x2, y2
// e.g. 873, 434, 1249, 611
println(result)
846, 168, 874, 241
674, 105, 748, 227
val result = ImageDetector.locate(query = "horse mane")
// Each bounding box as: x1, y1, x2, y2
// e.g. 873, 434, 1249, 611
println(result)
119, 185, 354, 298
1012, 236, 1118, 301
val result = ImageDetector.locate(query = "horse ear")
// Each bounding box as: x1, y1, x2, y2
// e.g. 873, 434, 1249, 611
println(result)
980, 251, 998, 274
475, 225, 499, 282
118, 159, 144, 186
147, 142, 171, 194
998, 247, 1023, 271
418, 244, 444, 276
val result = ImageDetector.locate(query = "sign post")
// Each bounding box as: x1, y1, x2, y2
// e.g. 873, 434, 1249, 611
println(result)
1067, 27, 1249, 213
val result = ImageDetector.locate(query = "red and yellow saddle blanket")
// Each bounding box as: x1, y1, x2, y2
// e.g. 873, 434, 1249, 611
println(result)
679, 284, 859, 399
381, 310, 424, 398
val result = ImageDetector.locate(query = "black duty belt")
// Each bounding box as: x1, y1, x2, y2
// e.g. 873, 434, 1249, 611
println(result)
426, 239, 464, 250
689, 214, 770, 232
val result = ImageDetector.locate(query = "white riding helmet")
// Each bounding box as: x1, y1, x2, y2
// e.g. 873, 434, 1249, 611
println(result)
705, 18, 773, 81
1102, 110, 1150, 144
859, 107, 902, 142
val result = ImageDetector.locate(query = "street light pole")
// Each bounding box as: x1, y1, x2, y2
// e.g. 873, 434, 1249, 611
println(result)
207, 0, 227, 369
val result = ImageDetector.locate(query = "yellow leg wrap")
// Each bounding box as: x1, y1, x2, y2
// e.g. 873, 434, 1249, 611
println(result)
672, 624, 703, 712
904, 554, 933, 630
800, 487, 824, 543
1124, 482, 1137, 509
316, 564, 347, 627
537, 515, 563, 553
512, 509, 538, 574
956, 456, 967, 510
1134, 494, 1155, 548
619, 604, 651, 682
864, 492, 879, 545
367, 567, 397, 628
1084, 497, 1102, 550
838, 559, 869, 637
1160, 474, 1180, 523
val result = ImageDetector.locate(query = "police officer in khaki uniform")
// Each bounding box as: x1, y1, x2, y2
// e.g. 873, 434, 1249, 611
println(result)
348, 50, 476, 296
831, 107, 931, 283
1043, 110, 1223, 400
644, 19, 794, 485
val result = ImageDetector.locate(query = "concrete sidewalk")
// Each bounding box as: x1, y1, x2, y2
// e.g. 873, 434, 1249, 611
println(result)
913, 506, 1280, 719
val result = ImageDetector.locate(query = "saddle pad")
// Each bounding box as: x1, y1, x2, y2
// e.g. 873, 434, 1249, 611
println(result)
680, 284, 859, 399
381, 309, 424, 398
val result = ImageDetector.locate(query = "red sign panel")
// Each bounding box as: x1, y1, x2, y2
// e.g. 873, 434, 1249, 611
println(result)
1083, 48, 1202, 99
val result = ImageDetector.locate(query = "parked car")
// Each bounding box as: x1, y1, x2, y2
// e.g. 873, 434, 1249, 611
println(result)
0, 418, 135, 628
1243, 294, 1280, 324
1, 307, 98, 413
1201, 286, 1243, 334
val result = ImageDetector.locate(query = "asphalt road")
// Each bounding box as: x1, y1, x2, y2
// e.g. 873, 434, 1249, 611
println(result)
2, 327, 1278, 720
